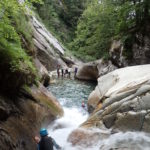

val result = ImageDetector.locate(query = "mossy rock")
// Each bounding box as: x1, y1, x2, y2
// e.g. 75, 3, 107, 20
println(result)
23, 84, 64, 118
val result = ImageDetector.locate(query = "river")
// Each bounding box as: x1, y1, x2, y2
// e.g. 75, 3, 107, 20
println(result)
47, 78, 150, 150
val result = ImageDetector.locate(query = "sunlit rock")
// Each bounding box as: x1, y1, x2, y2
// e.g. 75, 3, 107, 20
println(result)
85, 65, 150, 132
88, 65, 150, 113
31, 16, 67, 71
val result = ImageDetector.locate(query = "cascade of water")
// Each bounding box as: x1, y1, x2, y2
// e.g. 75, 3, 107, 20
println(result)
47, 79, 95, 149
47, 79, 150, 150
48, 107, 88, 150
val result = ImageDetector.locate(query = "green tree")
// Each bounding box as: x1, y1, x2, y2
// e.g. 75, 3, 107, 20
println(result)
34, 0, 89, 43
70, 0, 118, 61
70, 0, 150, 61
0, 0, 40, 93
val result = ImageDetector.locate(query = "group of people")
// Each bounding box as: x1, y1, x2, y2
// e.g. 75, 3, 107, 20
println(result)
34, 128, 62, 150
57, 65, 78, 78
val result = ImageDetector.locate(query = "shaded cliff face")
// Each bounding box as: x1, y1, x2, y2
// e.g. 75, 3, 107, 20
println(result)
0, 84, 63, 150
110, 26, 150, 67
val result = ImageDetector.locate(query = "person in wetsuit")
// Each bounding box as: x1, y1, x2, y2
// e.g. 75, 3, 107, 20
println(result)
39, 128, 61, 150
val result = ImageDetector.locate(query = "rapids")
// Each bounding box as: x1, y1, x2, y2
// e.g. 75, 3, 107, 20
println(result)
47, 78, 150, 150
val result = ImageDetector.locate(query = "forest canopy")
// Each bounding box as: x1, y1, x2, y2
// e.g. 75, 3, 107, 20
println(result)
34, 0, 89, 43
70, 0, 150, 61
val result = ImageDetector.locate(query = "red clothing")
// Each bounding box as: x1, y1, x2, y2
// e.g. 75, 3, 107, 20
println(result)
82, 103, 85, 108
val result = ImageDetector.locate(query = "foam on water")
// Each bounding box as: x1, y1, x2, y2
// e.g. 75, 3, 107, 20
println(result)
48, 109, 150, 150
47, 79, 150, 150
99, 131, 150, 150
48, 107, 88, 150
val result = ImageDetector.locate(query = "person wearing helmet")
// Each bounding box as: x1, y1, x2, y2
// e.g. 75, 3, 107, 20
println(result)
39, 128, 61, 150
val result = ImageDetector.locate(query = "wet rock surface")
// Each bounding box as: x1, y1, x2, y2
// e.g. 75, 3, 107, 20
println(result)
0, 84, 63, 150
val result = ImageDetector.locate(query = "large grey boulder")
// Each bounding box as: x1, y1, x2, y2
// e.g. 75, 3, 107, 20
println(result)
88, 65, 150, 113
83, 65, 150, 133
76, 59, 116, 81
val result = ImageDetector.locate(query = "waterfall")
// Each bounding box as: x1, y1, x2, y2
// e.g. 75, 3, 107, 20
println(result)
48, 107, 88, 149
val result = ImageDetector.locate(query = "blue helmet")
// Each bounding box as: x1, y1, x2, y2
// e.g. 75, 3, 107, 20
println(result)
40, 128, 48, 137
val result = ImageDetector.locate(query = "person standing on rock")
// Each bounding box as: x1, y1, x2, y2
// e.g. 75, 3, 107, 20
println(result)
68, 68, 71, 78
74, 67, 78, 78
64, 68, 68, 77
39, 128, 62, 150
57, 65, 60, 78
61, 68, 64, 77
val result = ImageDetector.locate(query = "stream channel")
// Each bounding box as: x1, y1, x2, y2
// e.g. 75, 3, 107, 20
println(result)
47, 78, 150, 150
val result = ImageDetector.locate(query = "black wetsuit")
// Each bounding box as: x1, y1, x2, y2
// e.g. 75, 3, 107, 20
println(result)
39, 136, 53, 150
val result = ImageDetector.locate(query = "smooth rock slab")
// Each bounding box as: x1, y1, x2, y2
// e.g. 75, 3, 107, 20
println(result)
88, 65, 150, 113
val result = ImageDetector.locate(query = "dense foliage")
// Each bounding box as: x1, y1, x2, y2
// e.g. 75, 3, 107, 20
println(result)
0, 0, 40, 93
34, 0, 89, 44
1, 0, 150, 92
70, 0, 150, 61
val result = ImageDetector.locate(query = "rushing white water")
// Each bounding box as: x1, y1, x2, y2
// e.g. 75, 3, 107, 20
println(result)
47, 79, 150, 150
47, 79, 96, 149
99, 132, 150, 150
48, 106, 88, 150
